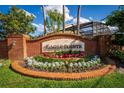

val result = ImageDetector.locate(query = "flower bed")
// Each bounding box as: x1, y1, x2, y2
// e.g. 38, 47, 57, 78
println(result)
42, 50, 85, 58
11, 61, 116, 80
24, 55, 105, 73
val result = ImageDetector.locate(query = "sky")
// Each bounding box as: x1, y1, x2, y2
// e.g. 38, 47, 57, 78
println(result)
0, 5, 119, 36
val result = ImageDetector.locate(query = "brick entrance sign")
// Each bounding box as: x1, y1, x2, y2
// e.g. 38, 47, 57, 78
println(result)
0, 33, 111, 61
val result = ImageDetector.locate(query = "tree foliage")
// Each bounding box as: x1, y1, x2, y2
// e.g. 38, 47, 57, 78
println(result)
106, 5, 124, 46
0, 6, 36, 39
46, 10, 63, 32
106, 9, 124, 32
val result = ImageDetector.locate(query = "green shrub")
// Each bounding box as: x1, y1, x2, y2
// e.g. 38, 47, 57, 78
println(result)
109, 50, 124, 62
33, 55, 63, 63
84, 55, 94, 62
55, 50, 81, 55
112, 34, 124, 46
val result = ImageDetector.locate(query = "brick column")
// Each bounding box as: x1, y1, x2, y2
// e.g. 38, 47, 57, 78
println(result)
98, 36, 106, 56
7, 34, 30, 61
98, 35, 111, 56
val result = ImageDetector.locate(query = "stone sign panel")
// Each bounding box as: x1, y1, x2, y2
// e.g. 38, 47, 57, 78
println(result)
42, 38, 85, 52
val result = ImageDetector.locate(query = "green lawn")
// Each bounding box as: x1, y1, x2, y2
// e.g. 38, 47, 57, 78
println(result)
0, 60, 124, 88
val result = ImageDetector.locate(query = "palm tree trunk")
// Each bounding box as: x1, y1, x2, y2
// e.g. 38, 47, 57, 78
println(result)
42, 5, 47, 35
63, 5, 65, 33
77, 5, 81, 35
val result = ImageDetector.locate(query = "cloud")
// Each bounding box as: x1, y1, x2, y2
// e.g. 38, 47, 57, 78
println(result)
89, 17, 93, 21
31, 23, 44, 36
22, 9, 36, 18
32, 23, 44, 32
44, 5, 73, 22
101, 21, 106, 24
72, 17, 90, 24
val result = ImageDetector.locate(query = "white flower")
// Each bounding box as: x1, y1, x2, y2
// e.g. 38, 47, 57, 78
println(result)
44, 62, 48, 65
97, 58, 101, 63
78, 62, 82, 67
97, 58, 101, 62
33, 59, 36, 62
39, 62, 44, 66
0, 63, 3, 67
33, 62, 37, 66
60, 62, 65, 65
82, 62, 86, 66
26, 58, 33, 65
74, 63, 78, 67
55, 62, 60, 66
27, 59, 32, 62
26, 57, 33, 61
27, 62, 33, 66
33, 60, 37, 63
48, 63, 52, 67
92, 56, 98, 61
69, 63, 73, 67
90, 60, 93, 63
84, 63, 90, 68
43, 64, 47, 67
52, 63, 56, 67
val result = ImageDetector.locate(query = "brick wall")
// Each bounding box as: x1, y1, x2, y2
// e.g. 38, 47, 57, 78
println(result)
0, 33, 111, 61
27, 40, 41, 57
0, 40, 8, 59
26, 34, 98, 57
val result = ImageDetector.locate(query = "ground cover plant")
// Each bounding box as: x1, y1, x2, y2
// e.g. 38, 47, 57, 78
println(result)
0, 59, 124, 88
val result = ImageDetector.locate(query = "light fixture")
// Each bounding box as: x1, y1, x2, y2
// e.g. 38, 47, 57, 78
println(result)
12, 40, 16, 46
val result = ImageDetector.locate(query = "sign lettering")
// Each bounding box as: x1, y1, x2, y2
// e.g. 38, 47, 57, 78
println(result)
42, 38, 85, 52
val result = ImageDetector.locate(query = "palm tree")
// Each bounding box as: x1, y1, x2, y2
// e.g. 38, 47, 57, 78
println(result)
63, 5, 65, 33
57, 13, 63, 32
47, 10, 56, 32
42, 5, 47, 35
47, 10, 63, 32
77, 5, 81, 35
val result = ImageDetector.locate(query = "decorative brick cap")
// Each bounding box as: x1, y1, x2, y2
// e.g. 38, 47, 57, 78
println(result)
7, 34, 30, 40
